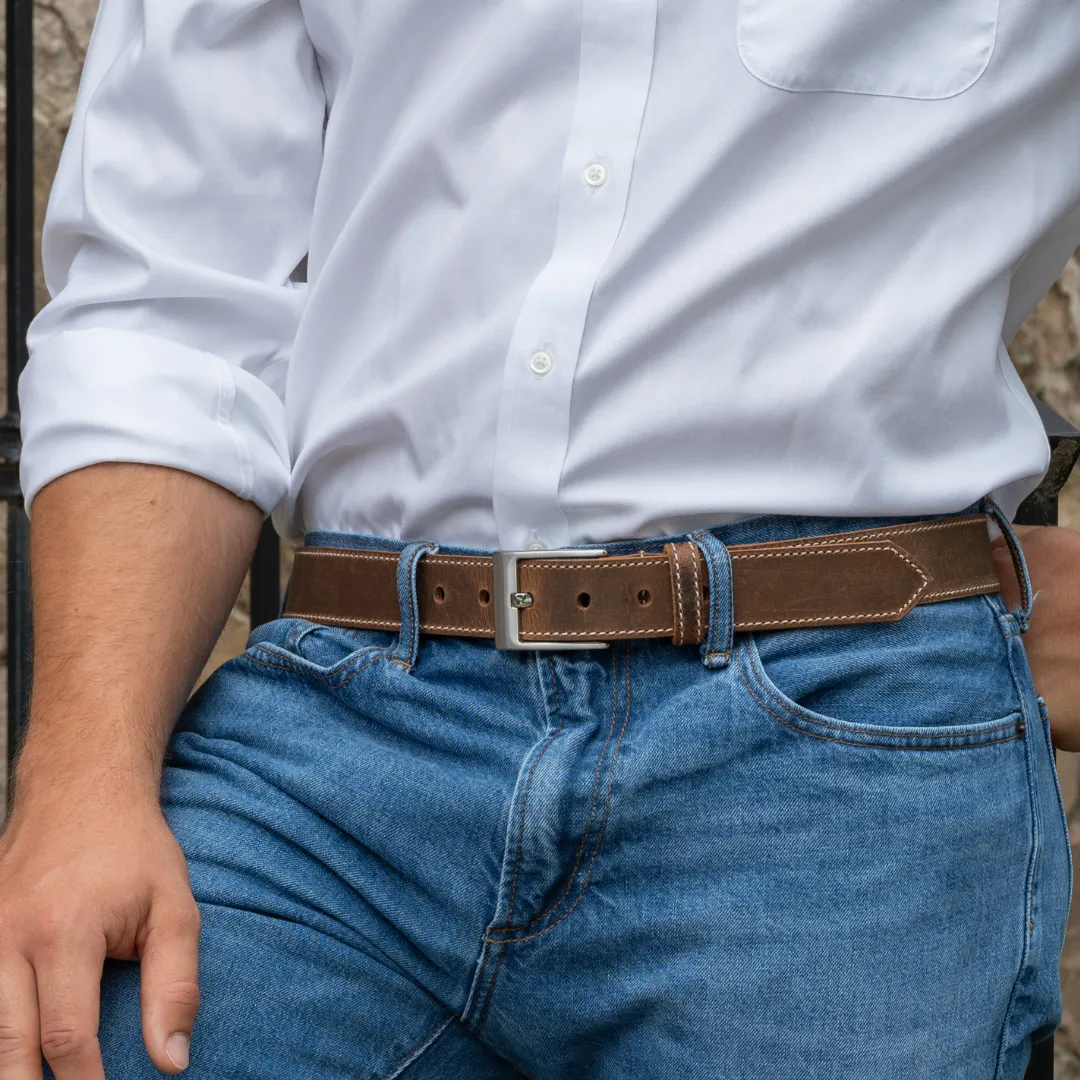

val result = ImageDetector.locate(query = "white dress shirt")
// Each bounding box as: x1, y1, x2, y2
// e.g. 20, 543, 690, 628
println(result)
18, 0, 1080, 549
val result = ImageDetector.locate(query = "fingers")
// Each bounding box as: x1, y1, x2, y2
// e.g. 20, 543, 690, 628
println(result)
32, 925, 106, 1080
138, 899, 200, 1074
0, 949, 42, 1080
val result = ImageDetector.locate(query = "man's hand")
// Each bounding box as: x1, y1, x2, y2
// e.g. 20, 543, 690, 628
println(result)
993, 523, 1080, 751
0, 462, 263, 1077
0, 789, 199, 1078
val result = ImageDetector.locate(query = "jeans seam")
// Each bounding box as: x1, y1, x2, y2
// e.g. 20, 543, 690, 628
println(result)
991, 585, 1050, 1076
484, 645, 632, 945
467, 657, 567, 1035
1040, 698, 1074, 914
486, 648, 621, 936
378, 1014, 455, 1080
992, 677, 1042, 1078
501, 657, 566, 934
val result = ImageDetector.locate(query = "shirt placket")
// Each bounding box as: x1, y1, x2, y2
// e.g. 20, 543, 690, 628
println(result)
490, 0, 658, 552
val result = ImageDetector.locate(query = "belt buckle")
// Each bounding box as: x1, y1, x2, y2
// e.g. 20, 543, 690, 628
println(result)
492, 549, 609, 651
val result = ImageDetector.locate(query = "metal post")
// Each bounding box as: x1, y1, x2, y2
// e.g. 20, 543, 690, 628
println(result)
1015, 398, 1080, 527
249, 519, 280, 630
5, 0, 35, 805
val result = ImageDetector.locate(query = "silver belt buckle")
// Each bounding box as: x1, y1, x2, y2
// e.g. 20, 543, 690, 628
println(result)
492, 549, 609, 651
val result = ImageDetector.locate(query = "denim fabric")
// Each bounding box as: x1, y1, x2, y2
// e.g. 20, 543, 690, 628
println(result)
76, 503, 1071, 1080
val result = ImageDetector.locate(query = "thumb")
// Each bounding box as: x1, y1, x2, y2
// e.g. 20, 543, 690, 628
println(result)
139, 897, 201, 1073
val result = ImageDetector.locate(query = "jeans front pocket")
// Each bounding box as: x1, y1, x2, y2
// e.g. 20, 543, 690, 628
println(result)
241, 616, 395, 684
735, 593, 1025, 750
736, 0, 1000, 99
716, 591, 1038, 1072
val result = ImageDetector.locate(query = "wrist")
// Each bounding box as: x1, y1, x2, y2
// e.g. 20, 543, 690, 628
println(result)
11, 724, 165, 814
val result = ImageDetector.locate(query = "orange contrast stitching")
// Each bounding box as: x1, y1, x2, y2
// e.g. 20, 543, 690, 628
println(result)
486, 648, 621, 936
486, 644, 632, 944
742, 642, 1020, 740
736, 647, 1020, 748
473, 658, 567, 1032
378, 1015, 454, 1080
502, 659, 566, 926
245, 646, 386, 689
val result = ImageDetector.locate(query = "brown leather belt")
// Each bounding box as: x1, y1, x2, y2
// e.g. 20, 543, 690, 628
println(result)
282, 514, 1003, 650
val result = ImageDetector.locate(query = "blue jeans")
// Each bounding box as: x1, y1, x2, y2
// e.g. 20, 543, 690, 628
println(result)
84, 503, 1070, 1079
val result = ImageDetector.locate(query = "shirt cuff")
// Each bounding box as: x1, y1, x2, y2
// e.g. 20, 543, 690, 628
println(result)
17, 326, 291, 517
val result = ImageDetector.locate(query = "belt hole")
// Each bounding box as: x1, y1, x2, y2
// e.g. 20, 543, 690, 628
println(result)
577, 592, 591, 609
478, 588, 491, 607
637, 589, 651, 607
434, 585, 446, 604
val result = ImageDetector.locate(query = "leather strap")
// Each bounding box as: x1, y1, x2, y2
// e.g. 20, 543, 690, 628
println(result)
283, 514, 1002, 645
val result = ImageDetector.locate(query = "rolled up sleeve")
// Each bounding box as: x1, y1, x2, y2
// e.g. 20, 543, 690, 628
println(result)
18, 0, 326, 516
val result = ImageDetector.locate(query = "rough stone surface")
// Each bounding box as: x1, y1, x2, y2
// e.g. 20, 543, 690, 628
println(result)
6, 0, 1080, 1064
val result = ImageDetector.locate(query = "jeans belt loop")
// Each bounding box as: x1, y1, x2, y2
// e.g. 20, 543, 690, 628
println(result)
394, 540, 439, 667
692, 530, 735, 670
981, 496, 1035, 633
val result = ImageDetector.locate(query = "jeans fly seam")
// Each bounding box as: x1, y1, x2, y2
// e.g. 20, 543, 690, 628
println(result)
485, 645, 632, 945
469, 657, 567, 1035
736, 647, 1020, 751
503, 657, 566, 929
486, 648, 620, 935
743, 639, 1021, 741
378, 1013, 455, 1080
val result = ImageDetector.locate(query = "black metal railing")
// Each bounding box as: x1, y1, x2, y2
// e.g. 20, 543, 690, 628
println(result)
5, 0, 35, 798
1016, 398, 1080, 526
2, 1, 1077, 1075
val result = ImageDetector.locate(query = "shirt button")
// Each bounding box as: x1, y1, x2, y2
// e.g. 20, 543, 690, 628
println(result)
529, 349, 554, 375
584, 162, 608, 188
526, 539, 547, 551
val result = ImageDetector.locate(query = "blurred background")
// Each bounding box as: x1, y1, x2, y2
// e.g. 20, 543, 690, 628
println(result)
4, 1, 1080, 1072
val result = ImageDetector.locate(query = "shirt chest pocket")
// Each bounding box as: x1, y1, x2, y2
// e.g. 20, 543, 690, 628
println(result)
736, 0, 1000, 99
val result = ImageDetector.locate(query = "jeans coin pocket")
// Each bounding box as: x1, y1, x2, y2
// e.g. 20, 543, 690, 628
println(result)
736, 0, 1000, 99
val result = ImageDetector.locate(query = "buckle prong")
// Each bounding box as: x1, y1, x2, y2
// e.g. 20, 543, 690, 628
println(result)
493, 549, 608, 650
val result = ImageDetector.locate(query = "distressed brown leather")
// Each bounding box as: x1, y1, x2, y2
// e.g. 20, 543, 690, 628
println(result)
283, 514, 1002, 644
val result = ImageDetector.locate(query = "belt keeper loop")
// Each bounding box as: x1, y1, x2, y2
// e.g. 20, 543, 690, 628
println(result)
394, 540, 438, 667
690, 531, 734, 669
664, 540, 706, 647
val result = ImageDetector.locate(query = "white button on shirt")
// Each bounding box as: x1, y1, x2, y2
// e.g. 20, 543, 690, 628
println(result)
529, 352, 555, 376
18, 0, 1080, 550
584, 164, 608, 188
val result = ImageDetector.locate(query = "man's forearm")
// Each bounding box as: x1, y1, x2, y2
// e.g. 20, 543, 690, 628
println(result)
11, 462, 263, 809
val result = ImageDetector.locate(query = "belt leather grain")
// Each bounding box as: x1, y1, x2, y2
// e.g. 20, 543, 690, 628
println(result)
282, 514, 1002, 647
